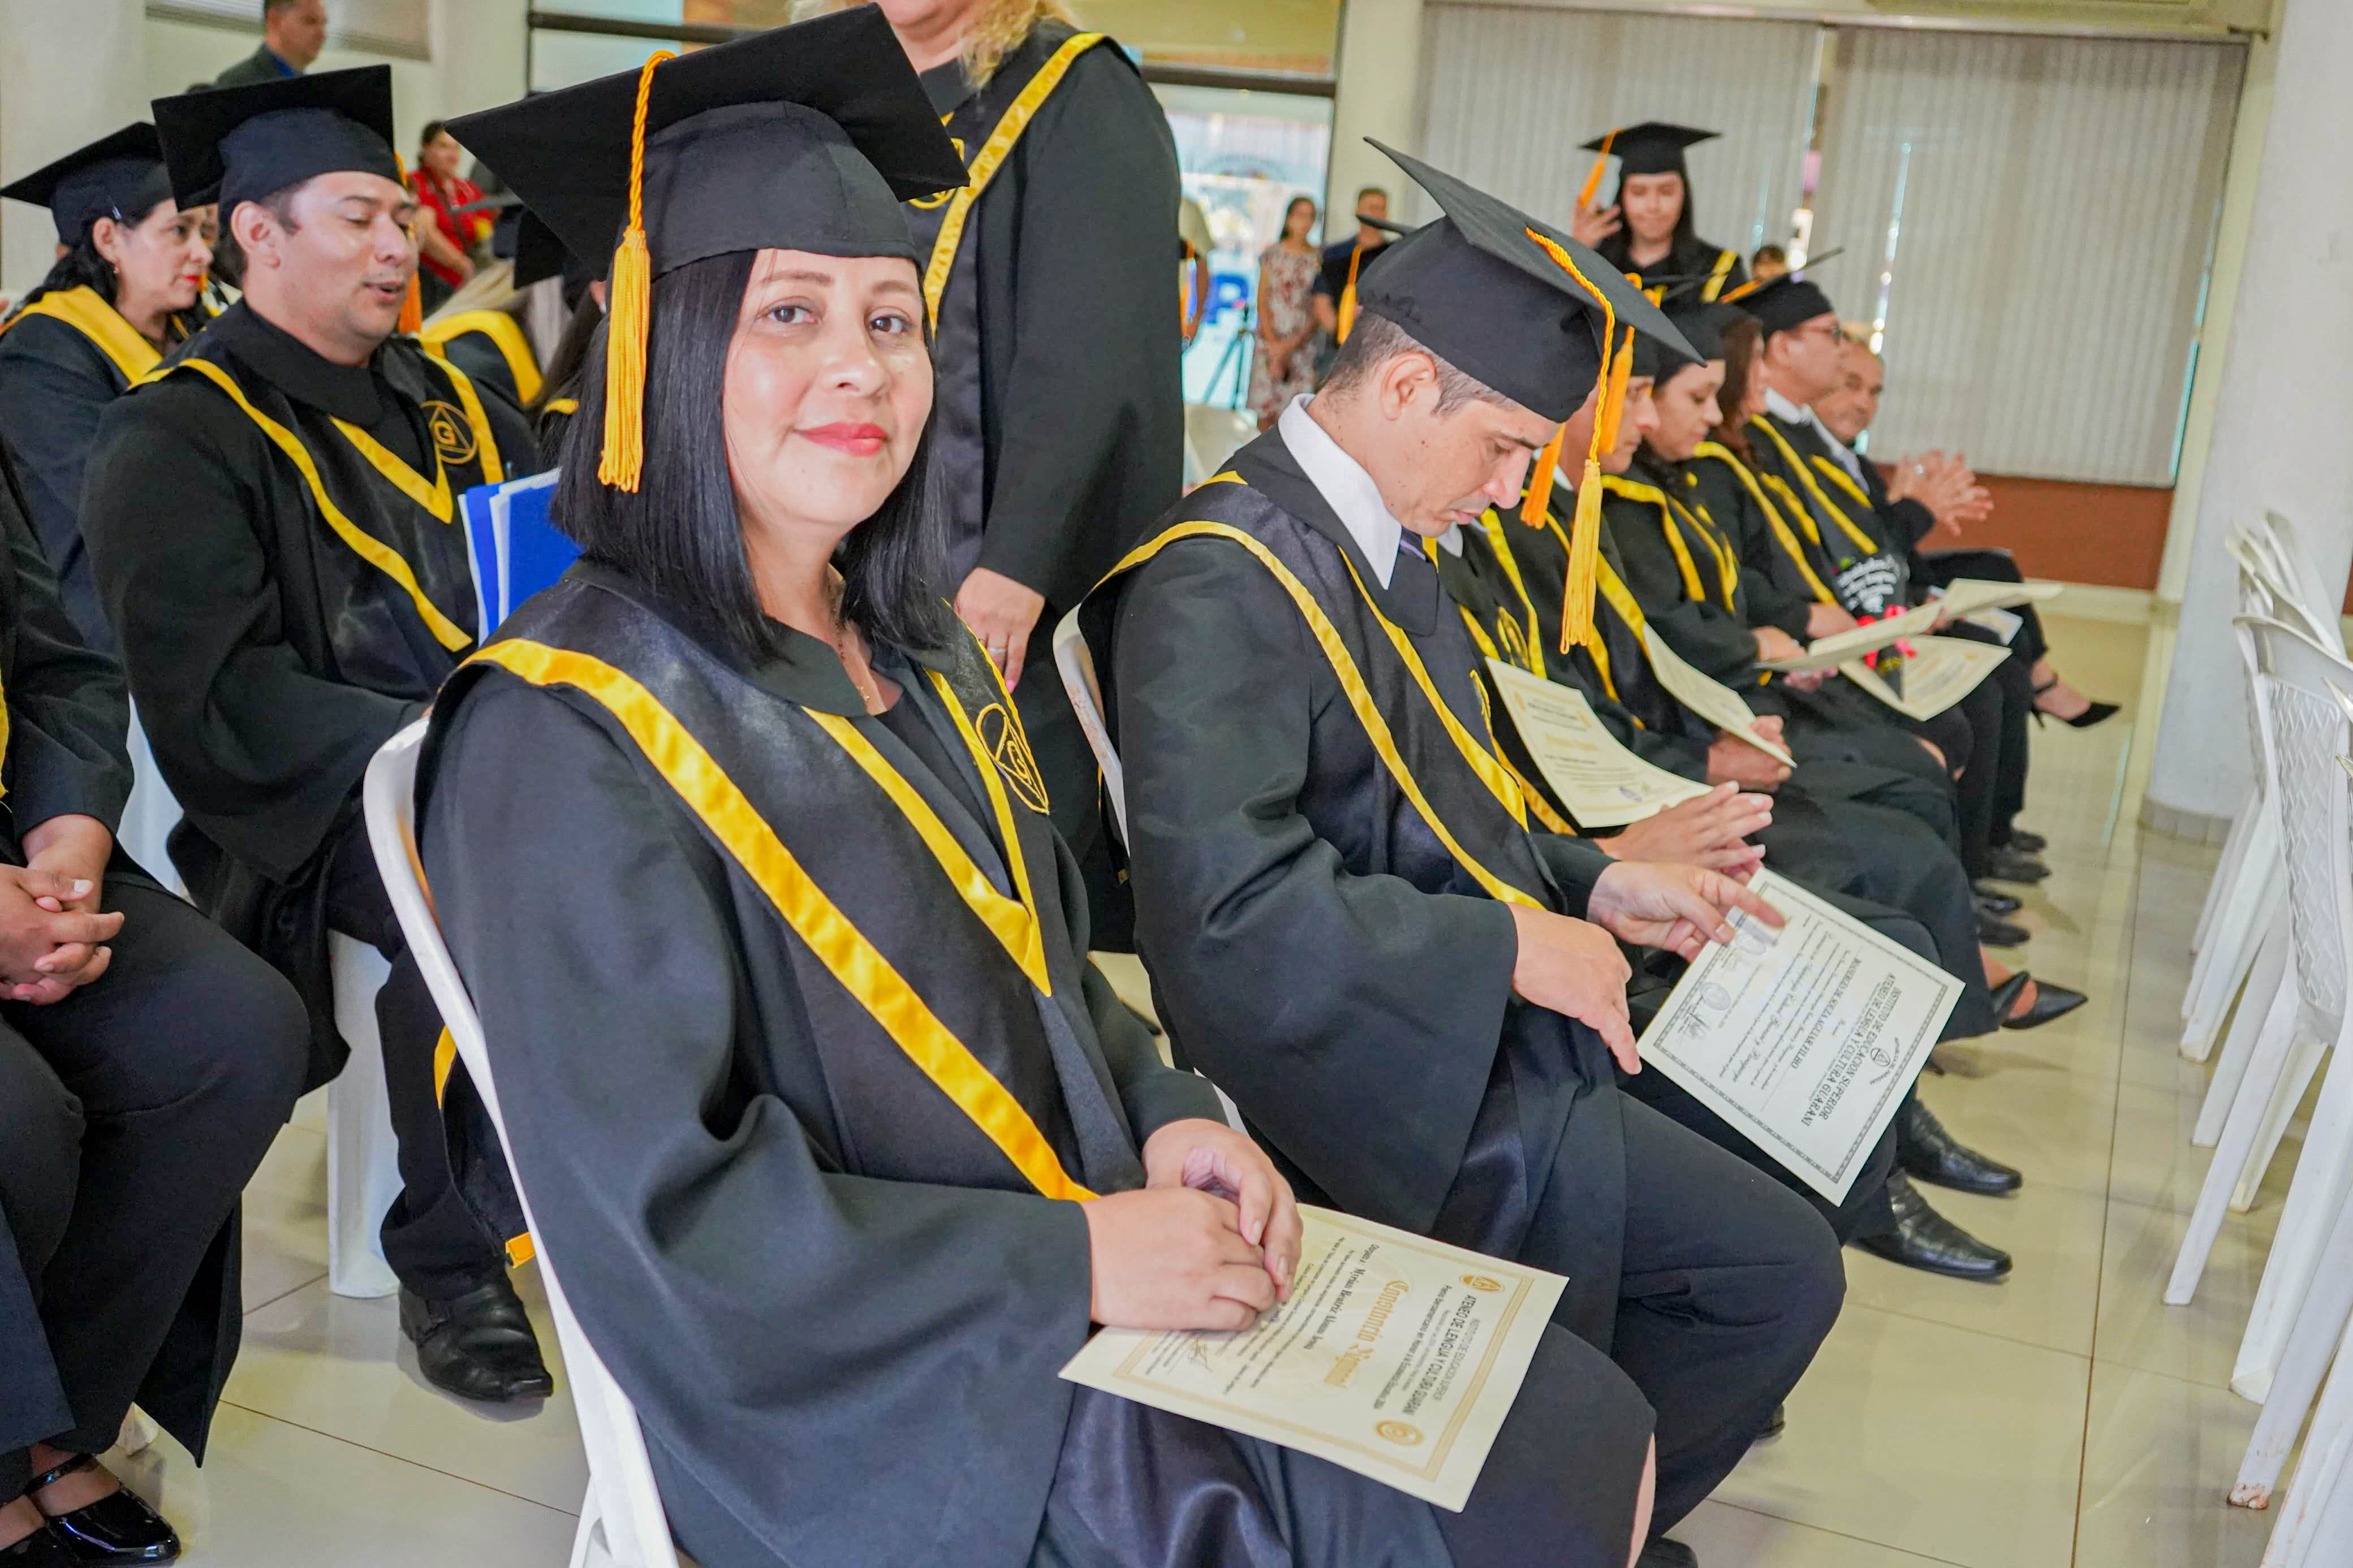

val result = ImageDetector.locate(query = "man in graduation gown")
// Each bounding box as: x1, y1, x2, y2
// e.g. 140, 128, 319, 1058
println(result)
1091, 146, 1848, 1557
846, 0, 1182, 938
0, 433, 307, 1560
81, 67, 552, 1405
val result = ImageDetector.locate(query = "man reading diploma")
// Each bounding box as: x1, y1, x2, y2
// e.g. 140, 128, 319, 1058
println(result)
1087, 148, 1845, 1564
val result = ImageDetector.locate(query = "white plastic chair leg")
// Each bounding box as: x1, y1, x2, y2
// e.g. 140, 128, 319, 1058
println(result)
2258, 1309, 2353, 1566
2195, 794, 2257, 957
2170, 1015, 2311, 1306
2235, 1037, 2329, 1213
2184, 835, 2282, 1057
2235, 1199, 2353, 1508
325, 934, 401, 1299
568, 1492, 609, 1568
2200, 923, 2296, 1145
2237, 1029, 2353, 1399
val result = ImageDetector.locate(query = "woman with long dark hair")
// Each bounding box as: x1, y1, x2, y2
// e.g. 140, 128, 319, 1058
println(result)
429, 16, 1657, 1568
0, 126, 214, 651
1570, 123, 1747, 305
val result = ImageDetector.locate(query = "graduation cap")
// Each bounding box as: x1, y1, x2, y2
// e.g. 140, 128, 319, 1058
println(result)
1, 123, 174, 247
1576, 122, 1718, 209
1661, 300, 1747, 365
153, 66, 400, 215
1361, 140, 1691, 650
1328, 213, 1416, 344
1723, 248, 1845, 338
446, 7, 964, 491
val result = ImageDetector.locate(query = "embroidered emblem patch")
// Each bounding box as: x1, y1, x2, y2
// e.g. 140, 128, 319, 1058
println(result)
424, 400, 477, 466
978, 701, 1050, 815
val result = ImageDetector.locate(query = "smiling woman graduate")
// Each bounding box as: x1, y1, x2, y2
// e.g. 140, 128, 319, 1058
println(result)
426, 14, 1658, 1568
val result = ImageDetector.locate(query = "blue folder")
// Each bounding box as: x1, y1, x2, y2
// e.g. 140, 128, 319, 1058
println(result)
458, 469, 575, 632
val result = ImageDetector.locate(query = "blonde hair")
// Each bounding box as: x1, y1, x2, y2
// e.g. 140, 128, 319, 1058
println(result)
791, 0, 1080, 86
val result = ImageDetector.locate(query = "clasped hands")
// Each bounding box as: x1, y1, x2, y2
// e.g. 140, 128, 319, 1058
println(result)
1886, 450, 1992, 541
1083, 1117, 1303, 1333
0, 814, 120, 1005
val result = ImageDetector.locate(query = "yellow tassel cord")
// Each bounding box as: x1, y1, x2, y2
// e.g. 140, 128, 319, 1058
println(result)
1518, 426, 1563, 530
394, 153, 424, 335
1336, 239, 1365, 344
1575, 129, 1617, 214
598, 50, 676, 493
1522, 226, 1632, 653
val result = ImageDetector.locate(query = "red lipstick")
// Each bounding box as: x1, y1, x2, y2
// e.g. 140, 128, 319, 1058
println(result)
800, 422, 887, 457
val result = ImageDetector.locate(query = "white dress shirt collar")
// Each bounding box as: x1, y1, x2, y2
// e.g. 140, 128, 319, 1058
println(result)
1764, 386, 1865, 482
1279, 395, 1406, 588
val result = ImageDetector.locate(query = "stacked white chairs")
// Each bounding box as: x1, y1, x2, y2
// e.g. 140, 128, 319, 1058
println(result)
363, 721, 687, 1568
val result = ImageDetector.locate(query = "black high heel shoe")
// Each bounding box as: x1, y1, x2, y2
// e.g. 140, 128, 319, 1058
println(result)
1989, 971, 2088, 1031
2032, 679, 2120, 730
25, 1456, 178, 1565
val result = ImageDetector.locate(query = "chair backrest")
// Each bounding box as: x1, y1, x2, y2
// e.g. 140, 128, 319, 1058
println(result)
2243, 618, 2353, 1034
363, 723, 683, 1568
1051, 607, 1128, 848
2250, 514, 2345, 655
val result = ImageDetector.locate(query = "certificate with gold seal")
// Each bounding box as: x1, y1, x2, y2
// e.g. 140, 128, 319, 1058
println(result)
1059, 1206, 1565, 1509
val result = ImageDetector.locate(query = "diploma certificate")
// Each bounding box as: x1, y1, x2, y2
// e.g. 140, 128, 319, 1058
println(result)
1635, 869, 1962, 1204
1059, 1206, 1566, 1510
1639, 628, 1796, 767
1759, 599, 1945, 672
1932, 577, 2063, 621
1483, 660, 1712, 828
1838, 636, 2010, 721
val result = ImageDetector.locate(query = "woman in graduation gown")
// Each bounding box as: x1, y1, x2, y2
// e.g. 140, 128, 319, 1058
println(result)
0, 126, 214, 652
432, 19, 1657, 1568
1570, 124, 1746, 303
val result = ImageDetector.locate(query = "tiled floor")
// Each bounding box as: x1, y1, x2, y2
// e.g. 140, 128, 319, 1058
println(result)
100, 611, 2300, 1566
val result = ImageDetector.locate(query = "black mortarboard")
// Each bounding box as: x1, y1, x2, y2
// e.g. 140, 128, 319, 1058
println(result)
1357, 140, 1689, 424
444, 10, 964, 493
1360, 141, 1691, 651
1, 123, 174, 246
1725, 249, 1845, 338
1580, 123, 1720, 180
153, 66, 402, 214
1661, 300, 1746, 365
445, 7, 963, 281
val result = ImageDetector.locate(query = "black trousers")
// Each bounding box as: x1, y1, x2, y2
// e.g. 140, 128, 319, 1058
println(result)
321, 823, 506, 1299
1522, 1095, 1845, 1536
0, 881, 307, 1498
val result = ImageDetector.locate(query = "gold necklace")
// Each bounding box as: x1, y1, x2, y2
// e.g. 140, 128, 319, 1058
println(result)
826, 575, 886, 715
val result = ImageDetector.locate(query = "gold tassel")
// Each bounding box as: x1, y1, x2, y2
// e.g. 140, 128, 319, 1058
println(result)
1336, 239, 1365, 344
1520, 426, 1563, 528
1559, 463, 1604, 652
1593, 328, 1633, 453
598, 50, 676, 494
1576, 129, 1617, 214
394, 153, 424, 335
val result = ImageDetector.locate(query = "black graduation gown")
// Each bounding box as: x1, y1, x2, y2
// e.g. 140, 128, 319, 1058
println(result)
0, 288, 200, 653
1601, 457, 1771, 686
1596, 232, 1747, 303
80, 301, 538, 1084
420, 567, 1650, 1568
0, 435, 255, 1472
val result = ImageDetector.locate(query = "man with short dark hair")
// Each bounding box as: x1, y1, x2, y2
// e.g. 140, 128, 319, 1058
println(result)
1310, 183, 1392, 341
83, 67, 550, 1406
213, 0, 328, 87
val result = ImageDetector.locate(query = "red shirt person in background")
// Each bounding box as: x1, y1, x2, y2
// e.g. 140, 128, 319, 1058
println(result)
408, 120, 489, 312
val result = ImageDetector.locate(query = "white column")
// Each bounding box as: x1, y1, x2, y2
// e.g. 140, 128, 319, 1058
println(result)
0, 0, 149, 299
429, 0, 529, 122
1326, 0, 1425, 241
2145, 0, 2353, 836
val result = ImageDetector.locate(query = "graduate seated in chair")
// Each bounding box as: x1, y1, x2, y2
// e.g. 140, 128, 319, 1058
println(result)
1087, 146, 1847, 1567
420, 19, 1666, 1568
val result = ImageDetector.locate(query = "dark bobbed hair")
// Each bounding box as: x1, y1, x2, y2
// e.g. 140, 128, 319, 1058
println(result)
552, 248, 957, 663
531, 291, 602, 416
419, 119, 451, 152
1596, 168, 1695, 274
6, 195, 178, 321
1710, 314, 1764, 464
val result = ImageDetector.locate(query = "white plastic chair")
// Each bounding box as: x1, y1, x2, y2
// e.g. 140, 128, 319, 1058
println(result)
363, 721, 685, 1568
325, 935, 401, 1299
2167, 617, 2353, 1341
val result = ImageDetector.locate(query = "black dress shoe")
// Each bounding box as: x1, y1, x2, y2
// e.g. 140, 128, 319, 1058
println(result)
1972, 885, 2022, 915
1637, 1540, 1699, 1568
1853, 1173, 2012, 1282
1898, 1099, 2023, 1195
2001, 829, 2048, 855
400, 1276, 554, 1403
1999, 977, 2088, 1031
1985, 848, 2050, 884
1975, 908, 2029, 948
25, 1457, 177, 1565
